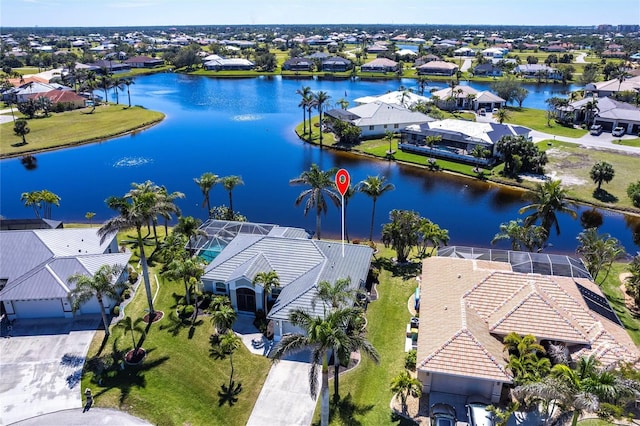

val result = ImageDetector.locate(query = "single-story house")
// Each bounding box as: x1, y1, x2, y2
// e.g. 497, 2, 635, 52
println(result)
414, 54, 440, 67
321, 56, 353, 72
325, 101, 432, 138
353, 90, 430, 109
430, 86, 506, 112
584, 75, 640, 98
416, 248, 639, 402
28, 89, 88, 110
0, 228, 131, 320
360, 58, 399, 73
203, 58, 255, 71
282, 57, 314, 71
481, 47, 509, 58
5, 82, 73, 103
366, 44, 389, 54
416, 61, 458, 76
453, 47, 475, 57
400, 119, 530, 165
473, 63, 503, 77
89, 60, 131, 74
515, 64, 562, 80
124, 55, 164, 68
198, 220, 373, 341
564, 96, 640, 134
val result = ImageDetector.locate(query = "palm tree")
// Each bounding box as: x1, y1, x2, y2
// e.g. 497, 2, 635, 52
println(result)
252, 270, 280, 312
98, 181, 181, 317
576, 228, 625, 281
115, 316, 146, 352
519, 180, 577, 237
194, 172, 218, 218
313, 91, 331, 148
390, 370, 422, 415
163, 256, 205, 306
85, 212, 96, 227
97, 74, 113, 104
383, 130, 394, 158
215, 330, 242, 383
20, 191, 41, 218
625, 255, 640, 306
314, 277, 359, 310
39, 189, 61, 219
503, 332, 550, 386
495, 108, 510, 124
173, 216, 205, 256
296, 86, 312, 135
491, 219, 548, 252
270, 307, 375, 426
590, 161, 615, 190
220, 175, 244, 220
211, 303, 237, 334
582, 98, 599, 125
290, 164, 340, 240
127, 181, 183, 246
68, 264, 126, 336
123, 77, 135, 107
356, 175, 395, 242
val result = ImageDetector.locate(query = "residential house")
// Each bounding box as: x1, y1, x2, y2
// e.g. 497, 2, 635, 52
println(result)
5, 82, 73, 103
366, 44, 389, 54
414, 54, 440, 67
27, 89, 88, 110
0, 228, 131, 319
416, 61, 458, 76
453, 47, 475, 57
400, 119, 530, 166
416, 248, 639, 402
515, 64, 562, 80
321, 56, 353, 72
472, 63, 503, 77
360, 58, 399, 73
197, 220, 373, 341
282, 57, 314, 71
430, 85, 506, 111
584, 75, 640, 97
89, 60, 131, 74
482, 47, 509, 58
124, 55, 164, 68
354, 90, 430, 109
325, 101, 432, 138
203, 58, 255, 71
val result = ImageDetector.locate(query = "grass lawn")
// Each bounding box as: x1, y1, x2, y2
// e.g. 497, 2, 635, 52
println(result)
576, 420, 617, 426
315, 245, 419, 425
596, 262, 640, 346
505, 107, 588, 138
539, 140, 640, 211
0, 105, 164, 158
80, 231, 271, 426
613, 138, 640, 147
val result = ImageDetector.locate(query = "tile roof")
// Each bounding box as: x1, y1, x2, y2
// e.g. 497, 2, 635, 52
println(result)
346, 101, 431, 127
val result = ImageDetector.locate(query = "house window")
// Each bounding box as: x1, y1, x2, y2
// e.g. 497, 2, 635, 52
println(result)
215, 282, 227, 293
394, 124, 399, 129
369, 125, 374, 130
383, 124, 388, 129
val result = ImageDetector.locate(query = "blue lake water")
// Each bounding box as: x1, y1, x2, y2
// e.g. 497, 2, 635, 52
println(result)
1, 73, 637, 254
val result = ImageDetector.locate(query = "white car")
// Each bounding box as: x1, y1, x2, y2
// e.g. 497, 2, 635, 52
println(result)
612, 126, 625, 137
431, 403, 456, 426
467, 397, 495, 426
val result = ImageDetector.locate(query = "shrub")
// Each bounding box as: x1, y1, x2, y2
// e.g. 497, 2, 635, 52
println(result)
179, 305, 195, 319
405, 349, 417, 371
112, 306, 120, 316
352, 239, 361, 245
123, 289, 132, 299
253, 309, 268, 334
627, 181, 640, 208
128, 270, 139, 284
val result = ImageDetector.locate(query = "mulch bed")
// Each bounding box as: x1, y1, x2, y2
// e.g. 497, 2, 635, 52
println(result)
143, 310, 164, 324
125, 348, 146, 365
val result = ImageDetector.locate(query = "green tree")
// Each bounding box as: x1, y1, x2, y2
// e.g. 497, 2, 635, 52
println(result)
115, 316, 146, 352
210, 330, 242, 400
270, 307, 375, 426
416, 218, 449, 258
173, 216, 205, 256
390, 370, 422, 415
627, 181, 640, 208
122, 77, 135, 107
252, 270, 280, 312
519, 180, 577, 237
576, 228, 625, 281
625, 255, 640, 306
491, 219, 548, 252
211, 301, 237, 335
290, 164, 340, 240
494, 108, 510, 124
356, 175, 395, 242
382, 209, 422, 263
20, 190, 41, 218
590, 161, 615, 190
220, 175, 244, 220
85, 212, 96, 227
99, 181, 181, 317
503, 332, 550, 385
163, 256, 205, 306
513, 87, 529, 108
491, 74, 523, 105
68, 264, 126, 337
17, 98, 39, 119
383, 130, 395, 158
13, 118, 30, 145
39, 189, 61, 219
313, 91, 331, 147
194, 172, 218, 218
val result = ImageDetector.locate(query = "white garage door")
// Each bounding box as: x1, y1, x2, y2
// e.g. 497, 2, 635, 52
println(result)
13, 299, 65, 318
431, 373, 493, 399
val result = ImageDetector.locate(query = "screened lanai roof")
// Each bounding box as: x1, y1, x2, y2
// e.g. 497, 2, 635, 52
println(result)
437, 246, 592, 279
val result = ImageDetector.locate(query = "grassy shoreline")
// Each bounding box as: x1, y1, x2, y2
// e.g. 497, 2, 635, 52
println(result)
0, 105, 165, 159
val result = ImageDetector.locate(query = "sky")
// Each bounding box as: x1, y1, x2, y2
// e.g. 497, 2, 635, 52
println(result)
1, 0, 639, 28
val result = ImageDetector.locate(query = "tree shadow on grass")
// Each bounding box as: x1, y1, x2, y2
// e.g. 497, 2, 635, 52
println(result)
390, 411, 420, 425
218, 380, 243, 407
372, 257, 421, 279
593, 188, 618, 203
322, 393, 375, 426
158, 310, 204, 338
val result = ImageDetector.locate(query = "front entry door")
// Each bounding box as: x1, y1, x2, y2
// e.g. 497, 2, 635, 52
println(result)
236, 288, 256, 312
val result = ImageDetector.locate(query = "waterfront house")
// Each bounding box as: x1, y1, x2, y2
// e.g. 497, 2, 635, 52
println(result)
416, 248, 639, 402
353, 90, 430, 108
0, 228, 131, 320
515, 64, 562, 80
282, 57, 314, 71
472, 63, 503, 77
124, 55, 164, 68
320, 56, 353, 72
584, 75, 640, 98
203, 57, 255, 71
430, 86, 506, 112
360, 58, 399, 73
416, 60, 458, 76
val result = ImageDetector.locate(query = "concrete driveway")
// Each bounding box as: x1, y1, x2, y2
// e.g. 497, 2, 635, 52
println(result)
0, 317, 99, 426
247, 350, 319, 426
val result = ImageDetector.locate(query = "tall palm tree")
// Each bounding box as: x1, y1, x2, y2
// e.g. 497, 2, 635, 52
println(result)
211, 302, 237, 334
306, 95, 316, 141
252, 270, 280, 312
391, 370, 422, 415
503, 332, 550, 385
115, 316, 146, 352
173, 216, 205, 256
97, 74, 113, 104
519, 180, 577, 237
590, 161, 615, 190
20, 191, 41, 218
313, 91, 331, 148
194, 172, 218, 218
220, 175, 244, 220
270, 307, 377, 426
491, 219, 548, 252
68, 264, 126, 336
356, 175, 395, 242
290, 164, 340, 240
123, 77, 135, 107
314, 277, 359, 310
127, 181, 183, 246
39, 189, 61, 219
296, 86, 312, 135
163, 256, 205, 306
99, 181, 181, 316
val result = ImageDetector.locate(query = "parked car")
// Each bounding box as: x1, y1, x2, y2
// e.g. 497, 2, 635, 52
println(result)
466, 396, 495, 426
478, 108, 486, 116
492, 108, 499, 113
431, 402, 456, 426
589, 124, 603, 135
612, 126, 625, 137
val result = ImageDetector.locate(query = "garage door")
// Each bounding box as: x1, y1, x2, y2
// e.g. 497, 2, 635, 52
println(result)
431, 373, 493, 399
12, 299, 64, 318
